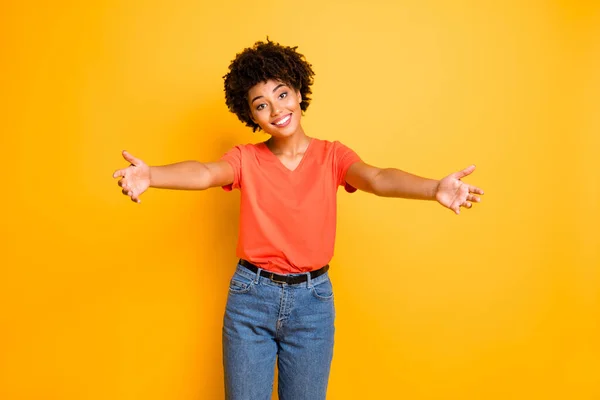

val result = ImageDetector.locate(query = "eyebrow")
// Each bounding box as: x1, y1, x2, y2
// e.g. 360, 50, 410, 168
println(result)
250, 83, 287, 104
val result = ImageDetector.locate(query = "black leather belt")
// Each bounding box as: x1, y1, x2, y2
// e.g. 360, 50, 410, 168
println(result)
239, 259, 329, 284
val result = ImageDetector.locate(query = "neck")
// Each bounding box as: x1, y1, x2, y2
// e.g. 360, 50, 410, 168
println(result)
266, 128, 310, 156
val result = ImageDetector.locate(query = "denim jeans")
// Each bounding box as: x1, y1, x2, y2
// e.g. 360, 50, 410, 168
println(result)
222, 262, 335, 400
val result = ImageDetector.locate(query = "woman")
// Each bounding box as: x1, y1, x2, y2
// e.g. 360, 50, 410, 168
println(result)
112, 39, 484, 400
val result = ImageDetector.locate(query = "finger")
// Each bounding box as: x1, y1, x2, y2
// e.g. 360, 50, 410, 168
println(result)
467, 194, 481, 203
122, 188, 130, 196
113, 168, 127, 179
452, 165, 476, 180
119, 180, 131, 191
469, 185, 484, 195
460, 184, 470, 198
456, 185, 470, 204
130, 191, 141, 204
461, 201, 472, 209
122, 150, 142, 166
450, 198, 461, 215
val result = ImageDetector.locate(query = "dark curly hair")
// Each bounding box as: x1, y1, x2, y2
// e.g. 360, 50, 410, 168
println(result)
223, 39, 315, 132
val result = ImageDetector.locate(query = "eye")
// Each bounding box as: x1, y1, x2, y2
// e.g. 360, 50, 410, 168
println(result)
279, 92, 288, 99
256, 103, 266, 111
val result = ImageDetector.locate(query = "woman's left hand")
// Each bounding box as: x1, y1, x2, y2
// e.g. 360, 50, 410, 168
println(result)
435, 165, 484, 215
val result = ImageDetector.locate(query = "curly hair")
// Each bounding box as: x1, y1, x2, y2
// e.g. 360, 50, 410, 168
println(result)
223, 39, 315, 132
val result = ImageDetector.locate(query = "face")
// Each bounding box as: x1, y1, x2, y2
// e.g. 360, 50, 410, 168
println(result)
247, 79, 303, 137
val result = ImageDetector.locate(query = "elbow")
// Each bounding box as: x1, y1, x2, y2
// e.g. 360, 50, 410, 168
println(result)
369, 170, 385, 196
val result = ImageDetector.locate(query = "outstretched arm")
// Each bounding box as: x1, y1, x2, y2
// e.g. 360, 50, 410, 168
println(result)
345, 161, 484, 214
112, 150, 234, 203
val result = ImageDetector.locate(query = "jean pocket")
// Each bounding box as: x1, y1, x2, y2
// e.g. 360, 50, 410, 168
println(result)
311, 278, 334, 301
228, 272, 254, 294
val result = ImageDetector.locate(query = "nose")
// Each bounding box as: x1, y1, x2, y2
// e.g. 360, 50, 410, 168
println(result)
270, 106, 281, 117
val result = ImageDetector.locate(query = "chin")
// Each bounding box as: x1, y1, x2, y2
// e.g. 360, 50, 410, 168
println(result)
266, 124, 299, 138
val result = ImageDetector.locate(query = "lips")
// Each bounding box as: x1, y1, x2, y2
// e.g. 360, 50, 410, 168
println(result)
272, 114, 292, 127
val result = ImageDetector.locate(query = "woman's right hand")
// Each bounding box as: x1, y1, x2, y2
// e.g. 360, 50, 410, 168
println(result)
112, 151, 150, 203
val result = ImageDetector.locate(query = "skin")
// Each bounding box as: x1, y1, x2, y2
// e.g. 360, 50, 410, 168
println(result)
113, 78, 484, 214
247, 79, 311, 171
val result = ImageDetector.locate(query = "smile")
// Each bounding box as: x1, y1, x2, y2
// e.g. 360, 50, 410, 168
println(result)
272, 114, 292, 127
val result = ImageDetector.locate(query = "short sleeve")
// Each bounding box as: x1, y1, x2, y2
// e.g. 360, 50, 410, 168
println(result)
220, 145, 243, 191
333, 141, 361, 193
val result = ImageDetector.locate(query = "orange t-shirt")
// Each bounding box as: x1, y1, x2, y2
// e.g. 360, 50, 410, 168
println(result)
220, 138, 361, 274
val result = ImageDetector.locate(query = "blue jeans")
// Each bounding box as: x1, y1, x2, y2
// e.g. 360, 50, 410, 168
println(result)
222, 262, 335, 400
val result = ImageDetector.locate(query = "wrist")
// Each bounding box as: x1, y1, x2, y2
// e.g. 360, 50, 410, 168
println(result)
148, 166, 155, 187
431, 179, 440, 200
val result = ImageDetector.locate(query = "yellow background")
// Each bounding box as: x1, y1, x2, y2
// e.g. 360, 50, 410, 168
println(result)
1, 1, 598, 399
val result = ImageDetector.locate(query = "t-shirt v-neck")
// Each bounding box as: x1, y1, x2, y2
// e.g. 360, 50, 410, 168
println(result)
258, 139, 314, 174
220, 138, 361, 274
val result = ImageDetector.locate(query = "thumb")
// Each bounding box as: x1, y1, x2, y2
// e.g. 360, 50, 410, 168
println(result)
452, 165, 475, 180
122, 150, 142, 166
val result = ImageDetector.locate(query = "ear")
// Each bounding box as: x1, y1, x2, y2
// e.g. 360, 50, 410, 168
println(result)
297, 91, 302, 102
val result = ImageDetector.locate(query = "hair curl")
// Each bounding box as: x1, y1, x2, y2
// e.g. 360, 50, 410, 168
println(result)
223, 39, 315, 132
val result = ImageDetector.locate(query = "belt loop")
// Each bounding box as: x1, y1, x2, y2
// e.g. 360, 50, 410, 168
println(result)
306, 271, 312, 289
254, 267, 262, 284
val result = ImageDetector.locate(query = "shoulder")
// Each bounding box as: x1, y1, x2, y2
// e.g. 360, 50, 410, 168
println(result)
230, 142, 265, 152
311, 138, 355, 154
223, 142, 266, 157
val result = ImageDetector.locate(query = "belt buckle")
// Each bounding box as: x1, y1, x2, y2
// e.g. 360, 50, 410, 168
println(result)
269, 272, 287, 284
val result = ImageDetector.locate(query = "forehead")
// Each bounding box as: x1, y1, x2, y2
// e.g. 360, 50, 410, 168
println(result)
247, 79, 287, 99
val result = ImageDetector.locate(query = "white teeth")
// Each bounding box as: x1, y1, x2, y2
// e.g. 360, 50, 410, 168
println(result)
274, 115, 291, 126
